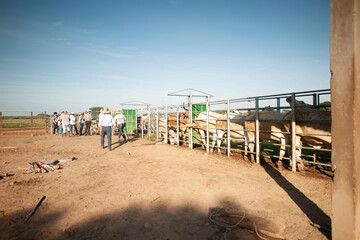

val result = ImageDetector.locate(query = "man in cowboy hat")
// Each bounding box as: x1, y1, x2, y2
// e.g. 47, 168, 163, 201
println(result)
60, 110, 70, 137
78, 112, 85, 135
114, 109, 127, 142
98, 107, 114, 150
84, 109, 92, 136
69, 112, 79, 136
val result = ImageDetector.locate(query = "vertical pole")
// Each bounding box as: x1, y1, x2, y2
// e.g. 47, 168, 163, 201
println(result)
147, 105, 150, 136
291, 93, 297, 172
189, 96, 193, 149
156, 107, 159, 142
50, 114, 53, 135
313, 93, 318, 107
141, 108, 144, 138
44, 112, 47, 134
176, 105, 180, 145
0, 112, 2, 134
227, 99, 231, 157
255, 97, 260, 163
248, 100, 251, 114
135, 106, 138, 135
31, 112, 33, 128
206, 97, 209, 153
165, 106, 168, 144
277, 97, 281, 113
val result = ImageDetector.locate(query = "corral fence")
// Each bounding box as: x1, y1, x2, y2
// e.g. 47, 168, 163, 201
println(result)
0, 111, 50, 135
136, 89, 332, 172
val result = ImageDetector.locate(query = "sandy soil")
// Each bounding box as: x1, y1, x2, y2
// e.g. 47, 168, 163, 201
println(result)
0, 135, 331, 240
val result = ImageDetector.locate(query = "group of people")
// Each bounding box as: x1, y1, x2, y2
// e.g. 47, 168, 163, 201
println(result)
52, 108, 127, 151
52, 110, 93, 137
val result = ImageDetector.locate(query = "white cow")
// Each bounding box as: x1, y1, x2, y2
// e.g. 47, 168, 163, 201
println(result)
215, 113, 249, 155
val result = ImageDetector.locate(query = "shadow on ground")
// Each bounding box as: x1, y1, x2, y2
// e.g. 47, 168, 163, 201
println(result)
1, 200, 280, 240
260, 159, 331, 239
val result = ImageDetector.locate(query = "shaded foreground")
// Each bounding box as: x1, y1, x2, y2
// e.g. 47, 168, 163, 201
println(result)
0, 135, 331, 239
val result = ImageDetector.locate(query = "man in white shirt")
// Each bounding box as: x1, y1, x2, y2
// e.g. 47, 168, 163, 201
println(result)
60, 110, 70, 137
114, 109, 127, 141
98, 107, 114, 151
69, 112, 78, 136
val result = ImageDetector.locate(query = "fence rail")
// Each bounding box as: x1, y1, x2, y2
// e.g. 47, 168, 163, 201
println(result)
136, 89, 332, 172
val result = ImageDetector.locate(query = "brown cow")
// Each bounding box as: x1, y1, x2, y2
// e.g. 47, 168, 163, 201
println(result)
283, 99, 331, 170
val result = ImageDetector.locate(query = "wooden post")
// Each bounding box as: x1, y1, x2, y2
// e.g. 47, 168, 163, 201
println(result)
331, 0, 360, 239
44, 112, 47, 134
0, 112, 2, 132
31, 112, 33, 128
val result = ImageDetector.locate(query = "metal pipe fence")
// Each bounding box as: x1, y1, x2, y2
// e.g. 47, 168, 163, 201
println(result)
0, 111, 50, 134
137, 89, 331, 171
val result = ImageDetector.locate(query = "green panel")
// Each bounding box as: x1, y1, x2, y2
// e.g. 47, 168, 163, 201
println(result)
192, 104, 206, 143
123, 109, 137, 134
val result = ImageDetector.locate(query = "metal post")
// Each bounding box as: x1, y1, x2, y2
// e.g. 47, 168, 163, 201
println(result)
277, 97, 281, 113
141, 108, 144, 138
135, 106, 138, 135
147, 105, 150, 136
255, 97, 260, 163
248, 100, 251, 114
176, 105, 180, 145
189, 96, 193, 149
165, 106, 168, 144
156, 107, 159, 142
227, 99, 231, 157
291, 93, 297, 172
313, 94, 318, 107
206, 97, 209, 153
44, 112, 47, 134
31, 112, 33, 128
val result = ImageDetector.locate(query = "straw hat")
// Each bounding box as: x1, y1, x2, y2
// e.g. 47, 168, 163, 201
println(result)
71, 112, 75, 115
80, 112, 84, 115
114, 109, 121, 114
62, 110, 69, 114
102, 107, 111, 114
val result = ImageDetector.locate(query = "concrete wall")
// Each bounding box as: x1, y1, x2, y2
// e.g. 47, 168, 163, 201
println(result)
330, 0, 360, 239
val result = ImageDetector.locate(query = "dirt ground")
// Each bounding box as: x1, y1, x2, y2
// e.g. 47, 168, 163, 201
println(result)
0, 134, 331, 240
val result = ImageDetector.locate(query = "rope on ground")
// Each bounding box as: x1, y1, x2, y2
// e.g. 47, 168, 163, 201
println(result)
208, 209, 268, 240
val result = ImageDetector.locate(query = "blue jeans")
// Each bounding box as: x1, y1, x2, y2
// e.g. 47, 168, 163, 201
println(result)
79, 123, 84, 135
53, 123, 58, 134
57, 125, 62, 135
118, 123, 126, 140
101, 126, 112, 149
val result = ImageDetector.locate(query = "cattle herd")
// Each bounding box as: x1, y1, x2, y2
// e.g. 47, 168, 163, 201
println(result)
139, 95, 331, 172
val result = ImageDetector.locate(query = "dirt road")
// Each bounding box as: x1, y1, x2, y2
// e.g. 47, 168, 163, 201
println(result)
0, 135, 331, 239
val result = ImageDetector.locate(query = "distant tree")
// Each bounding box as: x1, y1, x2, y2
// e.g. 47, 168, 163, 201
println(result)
89, 107, 103, 112
319, 101, 331, 111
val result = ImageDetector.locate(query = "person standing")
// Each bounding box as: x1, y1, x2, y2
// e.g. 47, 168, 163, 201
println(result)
98, 107, 114, 151
114, 109, 127, 141
57, 112, 62, 135
79, 112, 85, 135
84, 110, 92, 136
52, 112, 59, 134
60, 110, 70, 137
69, 112, 78, 136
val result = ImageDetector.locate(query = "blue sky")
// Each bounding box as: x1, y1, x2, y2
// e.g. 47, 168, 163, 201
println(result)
0, 0, 330, 112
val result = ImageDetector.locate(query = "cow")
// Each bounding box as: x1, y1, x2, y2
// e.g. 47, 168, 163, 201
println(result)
244, 111, 287, 166
283, 97, 331, 170
185, 111, 224, 151
215, 113, 249, 155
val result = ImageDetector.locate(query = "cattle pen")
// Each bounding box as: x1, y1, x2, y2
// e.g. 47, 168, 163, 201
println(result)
137, 89, 332, 172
